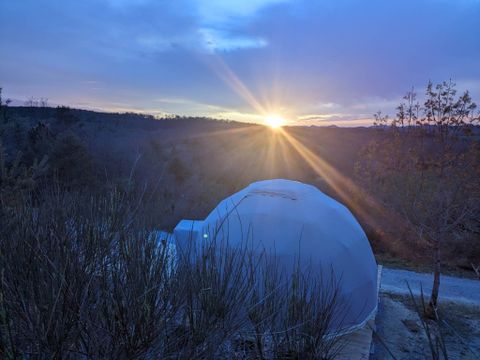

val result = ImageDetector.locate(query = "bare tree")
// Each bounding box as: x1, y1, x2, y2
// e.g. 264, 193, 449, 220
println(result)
357, 80, 480, 315
24, 97, 38, 107
39, 98, 49, 107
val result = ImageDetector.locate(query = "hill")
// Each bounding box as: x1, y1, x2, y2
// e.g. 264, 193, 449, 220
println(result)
1, 106, 478, 273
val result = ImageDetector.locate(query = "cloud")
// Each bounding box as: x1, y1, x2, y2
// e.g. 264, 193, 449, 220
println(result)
136, 36, 182, 52
1, 0, 479, 125
199, 28, 267, 52
194, 0, 291, 25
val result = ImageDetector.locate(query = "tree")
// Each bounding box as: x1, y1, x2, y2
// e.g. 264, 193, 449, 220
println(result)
23, 121, 54, 165
0, 141, 48, 204
357, 80, 480, 316
168, 156, 191, 184
0, 88, 12, 124
24, 97, 38, 107
55, 106, 77, 126
50, 132, 95, 187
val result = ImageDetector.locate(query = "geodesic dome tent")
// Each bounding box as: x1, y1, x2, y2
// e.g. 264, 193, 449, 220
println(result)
173, 179, 378, 335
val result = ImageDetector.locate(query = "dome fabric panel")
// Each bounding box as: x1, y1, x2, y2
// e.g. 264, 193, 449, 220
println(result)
179, 179, 378, 335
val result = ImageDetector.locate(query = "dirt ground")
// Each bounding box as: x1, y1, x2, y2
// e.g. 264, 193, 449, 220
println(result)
372, 293, 480, 359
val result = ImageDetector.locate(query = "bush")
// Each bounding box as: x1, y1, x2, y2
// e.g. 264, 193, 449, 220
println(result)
0, 188, 175, 358
0, 185, 349, 359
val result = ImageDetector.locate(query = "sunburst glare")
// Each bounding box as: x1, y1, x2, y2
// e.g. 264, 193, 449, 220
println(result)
265, 114, 285, 128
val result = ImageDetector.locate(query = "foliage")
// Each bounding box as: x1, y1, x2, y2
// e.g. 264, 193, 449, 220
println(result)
23, 121, 55, 165
168, 155, 191, 184
49, 131, 96, 187
356, 80, 480, 312
0, 88, 12, 124
55, 106, 78, 126
0, 142, 48, 203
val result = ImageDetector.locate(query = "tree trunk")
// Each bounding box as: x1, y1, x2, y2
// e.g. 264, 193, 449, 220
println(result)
428, 240, 441, 318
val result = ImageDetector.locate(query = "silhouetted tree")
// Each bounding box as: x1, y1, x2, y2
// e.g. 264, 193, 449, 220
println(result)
0, 88, 12, 124
39, 98, 48, 107
0, 141, 48, 203
168, 156, 190, 184
357, 80, 480, 316
55, 106, 77, 126
23, 122, 54, 164
50, 132, 95, 187
24, 97, 37, 107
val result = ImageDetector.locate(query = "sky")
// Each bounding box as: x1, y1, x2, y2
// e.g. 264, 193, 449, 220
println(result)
1, 0, 479, 126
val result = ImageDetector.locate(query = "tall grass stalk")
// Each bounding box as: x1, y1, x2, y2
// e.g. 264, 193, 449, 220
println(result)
0, 185, 350, 359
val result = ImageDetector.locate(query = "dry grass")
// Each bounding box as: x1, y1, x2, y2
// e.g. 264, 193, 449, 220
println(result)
0, 185, 350, 359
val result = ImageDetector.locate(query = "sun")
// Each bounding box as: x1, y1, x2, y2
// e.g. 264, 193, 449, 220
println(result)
265, 114, 285, 129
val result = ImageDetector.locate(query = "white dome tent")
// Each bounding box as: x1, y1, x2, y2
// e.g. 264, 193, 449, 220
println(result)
173, 179, 378, 335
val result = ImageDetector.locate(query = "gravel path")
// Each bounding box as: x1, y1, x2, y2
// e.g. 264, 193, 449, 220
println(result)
380, 267, 480, 306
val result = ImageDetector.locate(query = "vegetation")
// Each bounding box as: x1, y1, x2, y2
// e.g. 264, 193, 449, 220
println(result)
356, 80, 480, 314
0, 81, 478, 358
0, 102, 348, 357
0, 182, 347, 358
0, 88, 12, 124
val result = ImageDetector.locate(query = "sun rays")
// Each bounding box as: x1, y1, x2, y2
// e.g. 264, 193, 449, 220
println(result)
199, 55, 396, 232
264, 114, 285, 129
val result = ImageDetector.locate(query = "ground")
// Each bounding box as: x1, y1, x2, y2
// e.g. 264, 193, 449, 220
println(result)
372, 268, 480, 359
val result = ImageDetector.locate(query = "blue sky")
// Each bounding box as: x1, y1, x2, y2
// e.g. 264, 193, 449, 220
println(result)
1, 0, 479, 126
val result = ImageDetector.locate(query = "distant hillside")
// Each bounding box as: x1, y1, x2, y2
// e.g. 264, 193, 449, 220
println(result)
1, 105, 374, 221
2, 105, 478, 272
4, 106, 377, 178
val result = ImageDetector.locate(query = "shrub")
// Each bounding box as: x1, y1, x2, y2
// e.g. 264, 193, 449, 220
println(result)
0, 185, 349, 359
